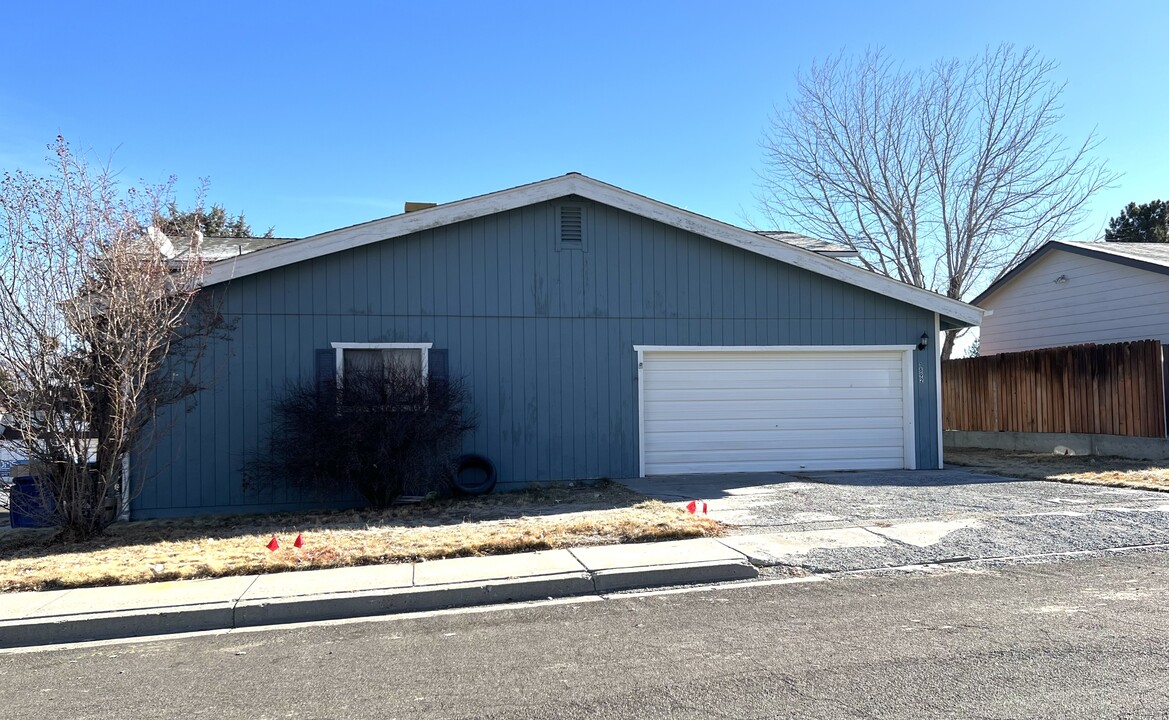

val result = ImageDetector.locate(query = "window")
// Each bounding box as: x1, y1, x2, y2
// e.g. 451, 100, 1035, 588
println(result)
331, 343, 431, 386
327, 343, 433, 410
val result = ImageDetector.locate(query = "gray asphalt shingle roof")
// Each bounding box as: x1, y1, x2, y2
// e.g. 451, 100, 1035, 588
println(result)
1058, 240, 1169, 267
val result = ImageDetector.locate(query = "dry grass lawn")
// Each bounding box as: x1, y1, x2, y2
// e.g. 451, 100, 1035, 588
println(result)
948, 448, 1169, 492
0, 481, 720, 593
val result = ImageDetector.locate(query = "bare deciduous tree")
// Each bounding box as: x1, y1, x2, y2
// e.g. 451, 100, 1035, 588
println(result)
0, 137, 219, 540
760, 45, 1116, 357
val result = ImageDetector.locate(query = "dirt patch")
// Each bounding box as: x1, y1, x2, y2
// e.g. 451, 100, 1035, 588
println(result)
948, 448, 1169, 492
0, 481, 721, 593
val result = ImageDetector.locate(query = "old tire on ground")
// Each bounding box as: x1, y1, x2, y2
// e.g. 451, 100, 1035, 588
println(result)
452, 454, 497, 495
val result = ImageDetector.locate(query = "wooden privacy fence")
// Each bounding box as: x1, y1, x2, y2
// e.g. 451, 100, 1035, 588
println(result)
943, 340, 1167, 438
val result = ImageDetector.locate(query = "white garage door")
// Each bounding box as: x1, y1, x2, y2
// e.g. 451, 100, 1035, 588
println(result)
639, 348, 914, 475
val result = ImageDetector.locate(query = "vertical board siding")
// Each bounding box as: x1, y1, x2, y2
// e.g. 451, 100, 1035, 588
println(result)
135, 200, 939, 517
942, 340, 1167, 438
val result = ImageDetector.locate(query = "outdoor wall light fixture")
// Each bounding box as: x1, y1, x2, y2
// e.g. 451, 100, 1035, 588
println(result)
1055, 274, 1069, 284
918, 332, 929, 351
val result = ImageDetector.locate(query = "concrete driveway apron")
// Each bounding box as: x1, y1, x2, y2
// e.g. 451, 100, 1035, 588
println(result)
619, 469, 1169, 572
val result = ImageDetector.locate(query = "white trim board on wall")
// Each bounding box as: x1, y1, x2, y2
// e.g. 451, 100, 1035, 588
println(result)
934, 313, 944, 469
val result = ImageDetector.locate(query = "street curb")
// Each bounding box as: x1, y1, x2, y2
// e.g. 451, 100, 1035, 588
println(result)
234, 572, 597, 628
0, 602, 235, 649
0, 559, 759, 649
593, 559, 757, 593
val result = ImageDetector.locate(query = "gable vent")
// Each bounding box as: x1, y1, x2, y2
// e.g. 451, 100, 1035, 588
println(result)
558, 205, 584, 246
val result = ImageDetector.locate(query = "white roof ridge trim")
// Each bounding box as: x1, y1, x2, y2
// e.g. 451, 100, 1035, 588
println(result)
202, 173, 983, 326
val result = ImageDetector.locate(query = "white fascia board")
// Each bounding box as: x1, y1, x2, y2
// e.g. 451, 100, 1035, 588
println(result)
203, 173, 985, 326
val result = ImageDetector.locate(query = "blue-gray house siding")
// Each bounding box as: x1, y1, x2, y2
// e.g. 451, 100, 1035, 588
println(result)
133, 198, 940, 518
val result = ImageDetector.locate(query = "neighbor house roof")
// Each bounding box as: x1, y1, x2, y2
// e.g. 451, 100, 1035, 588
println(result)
973, 240, 1169, 306
196, 235, 296, 260
753, 231, 860, 258
204, 173, 984, 327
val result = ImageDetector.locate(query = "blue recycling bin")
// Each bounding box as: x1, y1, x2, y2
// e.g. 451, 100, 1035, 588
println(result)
9, 475, 56, 528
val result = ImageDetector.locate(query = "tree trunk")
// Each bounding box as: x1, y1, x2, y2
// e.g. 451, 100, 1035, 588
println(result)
941, 330, 957, 360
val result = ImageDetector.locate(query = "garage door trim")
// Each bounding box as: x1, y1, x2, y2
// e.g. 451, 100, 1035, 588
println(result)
634, 345, 917, 477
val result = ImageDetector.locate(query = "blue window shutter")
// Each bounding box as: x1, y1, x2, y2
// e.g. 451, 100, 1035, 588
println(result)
315, 349, 335, 390
428, 349, 449, 390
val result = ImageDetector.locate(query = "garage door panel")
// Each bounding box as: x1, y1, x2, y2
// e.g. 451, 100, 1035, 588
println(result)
643, 386, 903, 402
641, 349, 910, 475
644, 366, 902, 387
648, 456, 902, 475
645, 444, 907, 460
644, 357, 904, 371
646, 446, 906, 470
643, 409, 904, 425
643, 416, 907, 433
645, 428, 907, 448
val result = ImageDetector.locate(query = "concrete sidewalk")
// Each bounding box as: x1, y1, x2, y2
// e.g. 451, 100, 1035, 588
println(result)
0, 538, 758, 649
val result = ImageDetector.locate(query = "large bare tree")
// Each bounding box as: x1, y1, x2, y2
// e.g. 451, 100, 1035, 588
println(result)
0, 138, 218, 540
760, 45, 1115, 357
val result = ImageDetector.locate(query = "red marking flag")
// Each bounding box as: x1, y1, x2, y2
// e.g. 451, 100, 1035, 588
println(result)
266, 536, 280, 551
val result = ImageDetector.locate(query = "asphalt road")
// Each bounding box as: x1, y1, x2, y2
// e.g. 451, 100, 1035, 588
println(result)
3, 551, 1168, 719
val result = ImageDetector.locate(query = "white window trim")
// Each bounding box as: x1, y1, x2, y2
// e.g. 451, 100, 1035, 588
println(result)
331, 342, 433, 387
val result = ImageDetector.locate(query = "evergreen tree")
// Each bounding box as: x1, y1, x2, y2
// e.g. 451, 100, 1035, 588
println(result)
1105, 200, 1168, 243
155, 202, 274, 238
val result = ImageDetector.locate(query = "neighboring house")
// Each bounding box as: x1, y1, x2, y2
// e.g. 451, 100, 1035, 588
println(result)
0, 421, 22, 487
196, 235, 297, 260
975, 241, 1169, 355
132, 173, 983, 519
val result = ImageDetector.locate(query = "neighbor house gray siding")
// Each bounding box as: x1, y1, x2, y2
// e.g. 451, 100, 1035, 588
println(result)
133, 198, 940, 518
979, 249, 1169, 355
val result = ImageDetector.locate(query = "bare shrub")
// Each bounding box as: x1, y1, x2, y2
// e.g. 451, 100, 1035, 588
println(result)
247, 365, 478, 509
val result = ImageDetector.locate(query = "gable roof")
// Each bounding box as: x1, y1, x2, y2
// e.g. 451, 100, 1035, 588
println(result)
204, 173, 983, 327
973, 240, 1169, 305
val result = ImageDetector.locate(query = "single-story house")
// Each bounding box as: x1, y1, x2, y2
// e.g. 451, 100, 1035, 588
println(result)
132, 173, 984, 519
975, 240, 1169, 355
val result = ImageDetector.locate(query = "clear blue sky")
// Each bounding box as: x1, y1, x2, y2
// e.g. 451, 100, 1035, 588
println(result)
2, 0, 1166, 248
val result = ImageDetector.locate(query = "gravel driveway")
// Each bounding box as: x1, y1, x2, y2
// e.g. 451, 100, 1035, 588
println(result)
620, 469, 1169, 572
